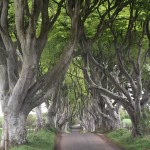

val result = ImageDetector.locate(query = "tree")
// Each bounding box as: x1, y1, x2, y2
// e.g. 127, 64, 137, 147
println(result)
80, 1, 150, 137
0, 0, 80, 147
46, 84, 61, 129
87, 65, 121, 130
35, 105, 44, 131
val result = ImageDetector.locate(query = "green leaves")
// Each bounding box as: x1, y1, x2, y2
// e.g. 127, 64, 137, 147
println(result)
40, 10, 70, 73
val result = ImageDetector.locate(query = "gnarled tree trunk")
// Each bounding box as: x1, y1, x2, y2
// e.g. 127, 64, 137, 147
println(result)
0, 0, 80, 147
46, 85, 61, 129
127, 108, 143, 137
1, 111, 28, 147
35, 105, 44, 131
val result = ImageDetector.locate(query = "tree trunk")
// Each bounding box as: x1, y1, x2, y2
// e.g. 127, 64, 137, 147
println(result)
46, 98, 57, 129
129, 112, 143, 137
108, 109, 121, 130
35, 105, 44, 131
57, 112, 68, 131
46, 86, 60, 129
46, 109, 56, 129
0, 0, 79, 147
1, 112, 27, 147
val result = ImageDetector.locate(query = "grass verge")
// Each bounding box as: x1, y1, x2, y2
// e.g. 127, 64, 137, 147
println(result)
107, 128, 150, 150
10, 129, 56, 150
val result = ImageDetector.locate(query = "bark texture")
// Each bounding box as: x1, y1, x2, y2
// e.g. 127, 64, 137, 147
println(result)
35, 105, 44, 131
0, 0, 80, 147
78, 4, 150, 135
46, 85, 61, 129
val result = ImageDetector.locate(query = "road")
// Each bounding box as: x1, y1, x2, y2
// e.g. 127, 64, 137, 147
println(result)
56, 132, 123, 150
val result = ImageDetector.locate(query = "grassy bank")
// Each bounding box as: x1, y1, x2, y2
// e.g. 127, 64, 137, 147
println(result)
10, 129, 56, 150
107, 129, 150, 150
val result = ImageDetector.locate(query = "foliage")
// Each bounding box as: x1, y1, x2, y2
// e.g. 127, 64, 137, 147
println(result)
49, 128, 58, 134
40, 9, 70, 73
122, 119, 131, 125
10, 129, 56, 150
120, 108, 130, 120
26, 114, 36, 129
1, 0, 150, 145
107, 129, 150, 150
64, 60, 88, 119
122, 119, 132, 130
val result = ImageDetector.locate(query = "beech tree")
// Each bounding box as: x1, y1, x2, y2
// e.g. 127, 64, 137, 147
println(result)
35, 105, 44, 131
46, 84, 61, 129
0, 0, 81, 147
107, 3, 150, 136
0, 1, 149, 149
80, 1, 150, 137
87, 66, 121, 130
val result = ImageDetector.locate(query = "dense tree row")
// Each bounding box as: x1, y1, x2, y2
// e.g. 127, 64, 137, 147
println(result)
0, 0, 150, 149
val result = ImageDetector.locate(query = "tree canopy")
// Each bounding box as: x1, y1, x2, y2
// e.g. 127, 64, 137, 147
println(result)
0, 0, 150, 148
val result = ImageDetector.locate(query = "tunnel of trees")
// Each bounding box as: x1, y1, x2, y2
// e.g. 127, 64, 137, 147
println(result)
0, 0, 150, 149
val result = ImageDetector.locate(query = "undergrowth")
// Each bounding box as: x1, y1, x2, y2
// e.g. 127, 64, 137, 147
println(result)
10, 129, 56, 150
107, 128, 150, 150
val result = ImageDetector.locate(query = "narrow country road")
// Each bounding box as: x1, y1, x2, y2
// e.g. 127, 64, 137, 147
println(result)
56, 132, 123, 150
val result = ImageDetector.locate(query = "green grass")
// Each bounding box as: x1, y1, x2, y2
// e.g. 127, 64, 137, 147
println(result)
107, 128, 150, 150
10, 129, 56, 150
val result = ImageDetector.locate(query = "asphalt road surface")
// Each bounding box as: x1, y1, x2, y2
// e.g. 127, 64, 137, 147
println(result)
57, 132, 123, 150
